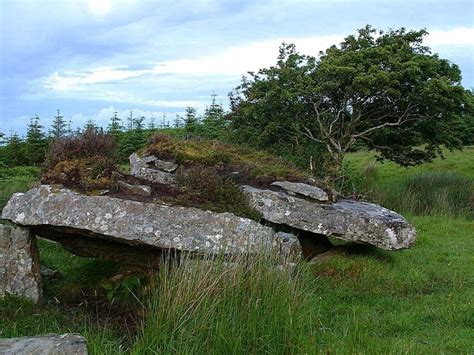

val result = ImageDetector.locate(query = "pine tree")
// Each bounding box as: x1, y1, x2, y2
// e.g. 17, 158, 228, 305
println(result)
107, 111, 122, 140
174, 114, 182, 128
26, 115, 47, 165
183, 107, 198, 133
50, 109, 67, 139
148, 115, 156, 130
84, 117, 98, 131
160, 113, 166, 129
119, 115, 146, 160
202, 93, 226, 138
126, 111, 134, 131
5, 132, 26, 166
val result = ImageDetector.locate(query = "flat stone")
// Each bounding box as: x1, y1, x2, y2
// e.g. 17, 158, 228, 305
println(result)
154, 159, 178, 173
0, 334, 87, 354
130, 153, 176, 184
117, 180, 152, 196
2, 186, 276, 267
243, 186, 416, 250
0, 224, 42, 303
271, 181, 329, 201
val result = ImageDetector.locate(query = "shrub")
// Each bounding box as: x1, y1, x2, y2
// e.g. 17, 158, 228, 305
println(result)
45, 128, 117, 169
174, 166, 261, 220
42, 129, 118, 191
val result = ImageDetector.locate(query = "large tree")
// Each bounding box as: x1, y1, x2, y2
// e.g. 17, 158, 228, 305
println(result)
229, 26, 470, 181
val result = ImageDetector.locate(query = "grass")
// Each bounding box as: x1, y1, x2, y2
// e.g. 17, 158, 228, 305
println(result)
1, 148, 473, 353
345, 146, 474, 218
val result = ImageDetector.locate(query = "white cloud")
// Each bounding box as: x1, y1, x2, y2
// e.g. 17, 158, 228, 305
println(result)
30, 27, 474, 110
426, 27, 474, 46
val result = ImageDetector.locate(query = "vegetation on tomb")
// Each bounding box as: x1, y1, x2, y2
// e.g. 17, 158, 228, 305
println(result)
143, 133, 308, 185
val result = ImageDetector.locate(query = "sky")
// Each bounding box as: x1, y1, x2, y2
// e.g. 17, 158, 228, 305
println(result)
0, 0, 473, 135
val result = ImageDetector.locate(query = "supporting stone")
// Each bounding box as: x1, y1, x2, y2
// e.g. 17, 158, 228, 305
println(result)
0, 224, 42, 303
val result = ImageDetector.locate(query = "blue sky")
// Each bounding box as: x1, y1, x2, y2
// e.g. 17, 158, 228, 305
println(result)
1, 0, 473, 135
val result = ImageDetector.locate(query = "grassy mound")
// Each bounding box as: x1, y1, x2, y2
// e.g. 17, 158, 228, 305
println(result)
143, 134, 308, 186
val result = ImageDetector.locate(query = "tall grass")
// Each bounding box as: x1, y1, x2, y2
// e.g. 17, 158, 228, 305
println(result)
370, 172, 473, 218
132, 253, 316, 354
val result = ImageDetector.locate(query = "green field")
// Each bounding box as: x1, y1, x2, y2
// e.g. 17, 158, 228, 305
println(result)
0, 149, 473, 353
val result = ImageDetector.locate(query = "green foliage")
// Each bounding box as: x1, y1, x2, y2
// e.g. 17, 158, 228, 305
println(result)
230, 26, 471, 183
182, 106, 199, 135
2, 133, 27, 167
119, 112, 147, 160
26, 115, 48, 166
107, 111, 122, 141
198, 93, 228, 139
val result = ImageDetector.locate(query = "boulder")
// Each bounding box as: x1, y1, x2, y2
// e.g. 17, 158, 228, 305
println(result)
271, 181, 329, 201
0, 224, 42, 303
130, 153, 176, 184
0, 334, 87, 355
2, 185, 276, 268
243, 186, 416, 250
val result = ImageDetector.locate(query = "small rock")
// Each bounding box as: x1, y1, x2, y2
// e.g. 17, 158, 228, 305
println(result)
272, 181, 329, 201
154, 159, 178, 173
274, 232, 301, 257
117, 180, 152, 196
0, 334, 87, 355
40, 266, 62, 280
130, 153, 176, 185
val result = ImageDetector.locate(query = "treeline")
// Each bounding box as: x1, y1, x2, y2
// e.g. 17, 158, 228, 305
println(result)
0, 95, 228, 168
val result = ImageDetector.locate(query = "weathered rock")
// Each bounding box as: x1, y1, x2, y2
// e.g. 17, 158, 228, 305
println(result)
154, 159, 178, 173
2, 186, 276, 267
0, 334, 87, 355
272, 181, 329, 202
40, 266, 63, 280
0, 224, 42, 303
243, 186, 416, 250
117, 180, 152, 196
273, 232, 301, 257
130, 153, 176, 185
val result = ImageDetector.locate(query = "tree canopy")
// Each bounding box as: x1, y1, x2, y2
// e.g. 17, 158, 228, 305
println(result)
229, 26, 471, 179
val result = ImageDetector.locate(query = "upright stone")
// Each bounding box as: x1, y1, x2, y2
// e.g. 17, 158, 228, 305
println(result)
0, 224, 42, 303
